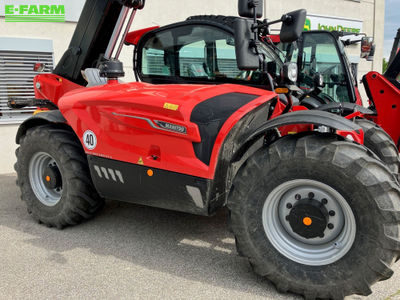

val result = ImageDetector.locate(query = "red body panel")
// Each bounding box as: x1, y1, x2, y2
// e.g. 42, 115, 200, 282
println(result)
125, 26, 159, 46
364, 71, 400, 147
264, 35, 280, 43
34, 74, 83, 106
279, 105, 314, 136
354, 86, 363, 106
58, 81, 275, 179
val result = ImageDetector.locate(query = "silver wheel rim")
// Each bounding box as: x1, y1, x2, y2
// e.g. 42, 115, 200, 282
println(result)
29, 152, 62, 207
262, 179, 356, 266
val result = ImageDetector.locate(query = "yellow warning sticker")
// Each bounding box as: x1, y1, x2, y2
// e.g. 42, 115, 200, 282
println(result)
137, 157, 144, 165
163, 103, 179, 111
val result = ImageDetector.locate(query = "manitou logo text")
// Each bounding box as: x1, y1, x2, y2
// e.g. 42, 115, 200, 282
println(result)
4, 5, 65, 22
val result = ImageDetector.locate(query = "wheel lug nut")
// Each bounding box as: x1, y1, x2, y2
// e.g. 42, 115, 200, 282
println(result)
329, 210, 336, 216
319, 234, 325, 238
285, 215, 290, 221
295, 194, 301, 200
286, 203, 293, 209
308, 192, 314, 199
328, 223, 334, 230
321, 198, 328, 205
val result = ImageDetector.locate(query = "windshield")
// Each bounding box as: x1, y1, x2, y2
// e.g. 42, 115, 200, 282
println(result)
278, 32, 354, 103
258, 42, 284, 75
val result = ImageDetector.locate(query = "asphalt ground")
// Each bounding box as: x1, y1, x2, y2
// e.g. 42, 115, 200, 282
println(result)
0, 173, 400, 300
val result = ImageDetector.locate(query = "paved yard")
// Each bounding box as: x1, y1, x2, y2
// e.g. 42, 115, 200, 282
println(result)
0, 173, 399, 299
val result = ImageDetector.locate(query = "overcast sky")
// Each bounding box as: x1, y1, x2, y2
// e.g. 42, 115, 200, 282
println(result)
384, 0, 399, 59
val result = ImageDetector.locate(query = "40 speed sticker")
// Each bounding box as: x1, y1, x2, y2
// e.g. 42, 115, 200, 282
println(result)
83, 130, 97, 150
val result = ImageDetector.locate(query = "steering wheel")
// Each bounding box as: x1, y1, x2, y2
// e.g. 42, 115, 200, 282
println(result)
299, 87, 332, 108
318, 92, 336, 103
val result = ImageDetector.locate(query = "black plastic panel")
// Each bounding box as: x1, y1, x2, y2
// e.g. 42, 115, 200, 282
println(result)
88, 156, 212, 216
190, 92, 259, 165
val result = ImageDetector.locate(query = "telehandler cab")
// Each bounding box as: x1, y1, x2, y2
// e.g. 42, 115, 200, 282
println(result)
9, 1, 400, 299
276, 28, 400, 173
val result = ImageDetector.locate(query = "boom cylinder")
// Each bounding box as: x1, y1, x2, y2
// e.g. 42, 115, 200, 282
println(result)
104, 7, 131, 60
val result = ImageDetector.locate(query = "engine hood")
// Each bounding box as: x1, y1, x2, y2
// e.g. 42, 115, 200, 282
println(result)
58, 81, 273, 123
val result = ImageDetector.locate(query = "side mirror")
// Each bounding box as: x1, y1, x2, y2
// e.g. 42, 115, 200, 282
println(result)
313, 73, 324, 88
33, 62, 46, 72
234, 18, 259, 70
238, 0, 263, 18
280, 9, 307, 43
361, 37, 374, 59
366, 44, 375, 61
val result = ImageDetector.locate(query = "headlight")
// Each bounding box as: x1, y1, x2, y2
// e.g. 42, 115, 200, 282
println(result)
282, 62, 298, 83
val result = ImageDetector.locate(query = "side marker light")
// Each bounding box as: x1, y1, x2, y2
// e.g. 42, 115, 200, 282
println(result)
275, 87, 289, 94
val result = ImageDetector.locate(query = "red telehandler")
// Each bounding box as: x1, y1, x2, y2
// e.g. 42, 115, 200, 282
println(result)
363, 29, 400, 148
8, 1, 400, 299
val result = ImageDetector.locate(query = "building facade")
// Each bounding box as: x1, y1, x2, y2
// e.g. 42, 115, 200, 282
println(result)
0, 0, 385, 123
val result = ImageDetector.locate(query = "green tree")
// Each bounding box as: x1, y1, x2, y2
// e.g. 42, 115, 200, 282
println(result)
383, 58, 389, 73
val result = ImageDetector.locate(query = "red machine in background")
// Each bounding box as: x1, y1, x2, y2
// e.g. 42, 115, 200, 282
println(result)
363, 29, 400, 147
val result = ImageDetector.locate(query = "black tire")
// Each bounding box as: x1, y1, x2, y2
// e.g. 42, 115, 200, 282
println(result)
356, 118, 400, 174
15, 125, 104, 229
186, 15, 237, 30
228, 133, 400, 300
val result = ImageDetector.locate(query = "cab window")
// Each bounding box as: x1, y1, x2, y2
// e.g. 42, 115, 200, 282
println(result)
142, 48, 170, 76
179, 40, 207, 77
139, 24, 280, 88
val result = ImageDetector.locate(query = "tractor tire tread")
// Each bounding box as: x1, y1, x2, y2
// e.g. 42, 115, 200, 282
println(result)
186, 15, 237, 30
228, 133, 400, 299
356, 118, 400, 174
15, 125, 103, 228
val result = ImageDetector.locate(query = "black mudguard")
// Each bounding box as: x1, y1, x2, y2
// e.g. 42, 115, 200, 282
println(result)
16, 110, 67, 144
316, 102, 374, 115
231, 110, 363, 163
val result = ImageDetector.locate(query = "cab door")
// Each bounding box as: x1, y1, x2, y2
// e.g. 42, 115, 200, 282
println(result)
297, 31, 357, 103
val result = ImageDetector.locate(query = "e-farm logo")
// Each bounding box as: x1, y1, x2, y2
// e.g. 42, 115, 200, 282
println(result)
4, 4, 65, 22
